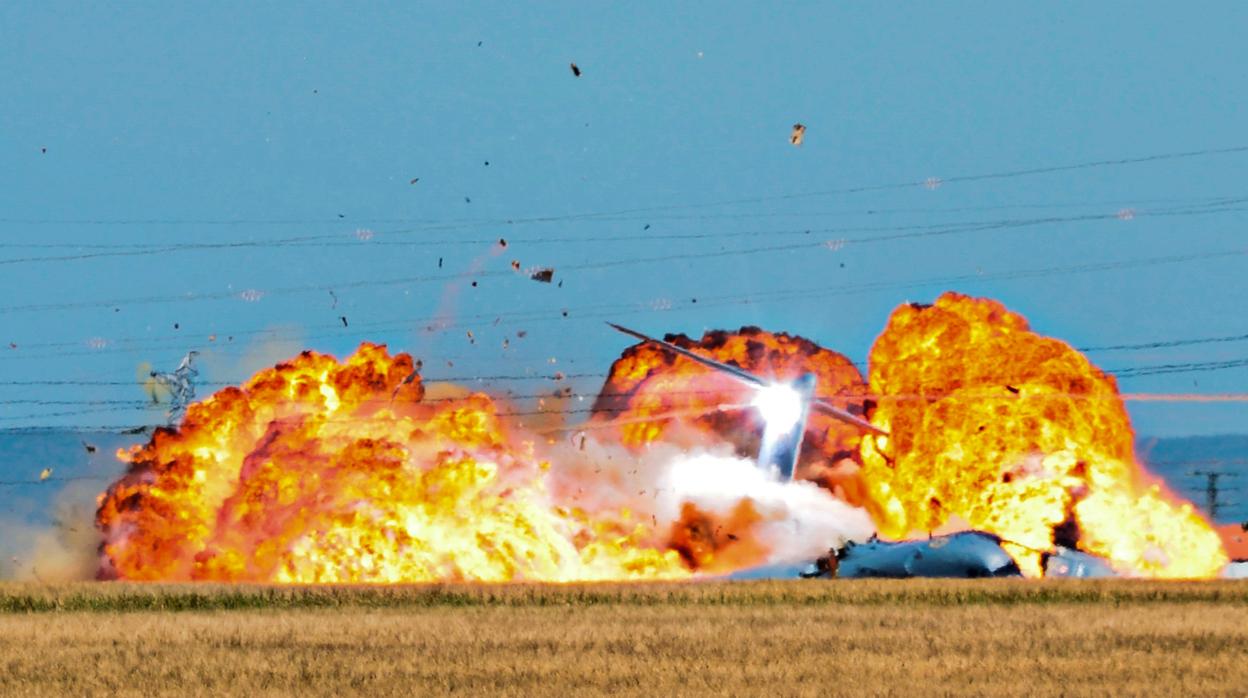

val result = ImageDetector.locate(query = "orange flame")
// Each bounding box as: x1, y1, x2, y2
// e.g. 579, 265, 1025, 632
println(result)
97, 295, 1228, 583
96, 343, 687, 582
592, 326, 868, 482
859, 292, 1227, 577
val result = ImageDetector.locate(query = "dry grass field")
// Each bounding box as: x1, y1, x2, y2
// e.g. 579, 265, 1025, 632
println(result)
1, 580, 1246, 697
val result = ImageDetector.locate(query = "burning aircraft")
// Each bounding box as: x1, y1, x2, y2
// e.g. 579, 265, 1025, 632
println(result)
605, 322, 883, 481
94, 292, 1229, 583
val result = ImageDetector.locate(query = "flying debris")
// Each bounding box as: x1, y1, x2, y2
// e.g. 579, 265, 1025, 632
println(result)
789, 123, 806, 146
82, 441, 97, 454
570, 62, 581, 77
339, 316, 349, 327
391, 364, 422, 400
38, 468, 53, 482
530, 268, 555, 283
607, 322, 884, 481
149, 351, 200, 426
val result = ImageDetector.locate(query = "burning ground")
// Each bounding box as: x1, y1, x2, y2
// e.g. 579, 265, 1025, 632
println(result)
94, 293, 1228, 582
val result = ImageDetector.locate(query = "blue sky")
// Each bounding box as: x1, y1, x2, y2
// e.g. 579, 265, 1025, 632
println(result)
1, 2, 1246, 436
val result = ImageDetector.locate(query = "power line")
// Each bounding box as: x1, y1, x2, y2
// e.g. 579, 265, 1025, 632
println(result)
2, 200, 1238, 267
4, 143, 1245, 230
11, 198, 1248, 270
0, 475, 115, 487
1110, 357, 1248, 378
2, 202, 1246, 317
6, 391, 1248, 414
1079, 332, 1248, 353
2, 379, 1248, 431
487, 144, 1248, 220
4, 244, 1248, 367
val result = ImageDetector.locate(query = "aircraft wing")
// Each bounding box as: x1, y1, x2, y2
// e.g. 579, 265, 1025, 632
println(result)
608, 322, 888, 436
606, 322, 765, 387
810, 399, 889, 435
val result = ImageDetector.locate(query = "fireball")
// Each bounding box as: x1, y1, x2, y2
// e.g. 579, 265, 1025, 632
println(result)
592, 326, 868, 484
96, 295, 1228, 583
96, 343, 687, 583
858, 292, 1227, 577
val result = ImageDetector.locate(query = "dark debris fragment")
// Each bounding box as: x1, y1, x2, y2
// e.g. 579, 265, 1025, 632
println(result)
530, 268, 555, 283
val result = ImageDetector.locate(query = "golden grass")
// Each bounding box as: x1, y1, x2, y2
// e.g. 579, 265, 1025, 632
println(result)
1, 580, 1246, 697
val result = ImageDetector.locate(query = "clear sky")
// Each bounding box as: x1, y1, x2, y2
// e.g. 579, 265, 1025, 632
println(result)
1, 2, 1246, 436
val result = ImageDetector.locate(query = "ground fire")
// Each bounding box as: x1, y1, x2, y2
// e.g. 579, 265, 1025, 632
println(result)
96, 344, 687, 582
96, 293, 1229, 582
857, 293, 1226, 578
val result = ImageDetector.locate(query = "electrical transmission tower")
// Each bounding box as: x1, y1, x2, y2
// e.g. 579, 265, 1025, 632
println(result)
1190, 470, 1242, 522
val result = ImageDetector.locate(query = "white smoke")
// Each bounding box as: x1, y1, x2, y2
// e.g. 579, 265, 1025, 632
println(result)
657, 451, 875, 564
0, 479, 102, 582
541, 429, 876, 568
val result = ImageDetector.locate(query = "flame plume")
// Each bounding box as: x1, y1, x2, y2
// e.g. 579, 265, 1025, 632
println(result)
591, 327, 868, 481
859, 292, 1227, 577
95, 295, 1227, 583
96, 343, 687, 582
